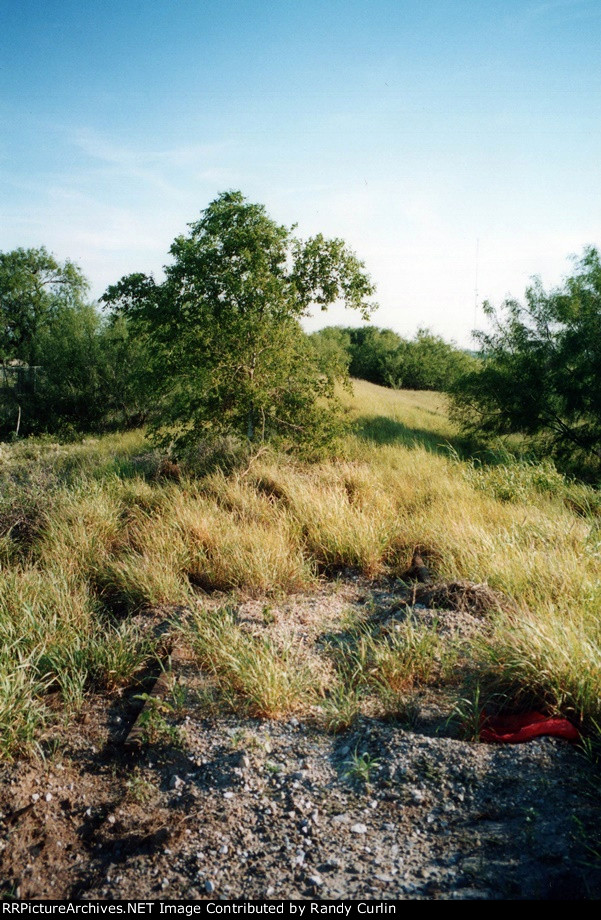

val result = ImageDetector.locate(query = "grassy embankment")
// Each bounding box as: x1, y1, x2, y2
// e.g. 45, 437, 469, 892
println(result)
1, 380, 601, 758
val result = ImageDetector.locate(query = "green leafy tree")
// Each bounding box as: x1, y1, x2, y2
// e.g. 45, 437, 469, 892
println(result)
31, 300, 107, 433
0, 247, 89, 365
0, 246, 154, 436
99, 314, 154, 429
397, 329, 476, 390
309, 326, 352, 379
103, 191, 376, 453
449, 246, 601, 468
347, 326, 404, 386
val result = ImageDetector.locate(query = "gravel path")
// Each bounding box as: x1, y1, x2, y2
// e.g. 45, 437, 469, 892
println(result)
1, 581, 600, 901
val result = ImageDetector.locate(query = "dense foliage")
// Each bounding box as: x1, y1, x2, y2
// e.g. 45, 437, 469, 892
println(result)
0, 247, 151, 436
103, 191, 376, 455
310, 325, 476, 390
0, 246, 89, 366
449, 246, 601, 470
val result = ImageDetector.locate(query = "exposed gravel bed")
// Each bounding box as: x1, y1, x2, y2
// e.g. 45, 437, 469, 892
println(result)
1, 579, 599, 901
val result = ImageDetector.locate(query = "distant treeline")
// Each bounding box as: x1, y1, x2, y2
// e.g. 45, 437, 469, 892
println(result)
10, 237, 601, 474
0, 247, 476, 439
309, 326, 478, 391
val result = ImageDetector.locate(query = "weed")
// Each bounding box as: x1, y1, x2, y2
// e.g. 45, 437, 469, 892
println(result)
447, 683, 487, 742
40, 735, 66, 764
523, 806, 538, 825
170, 679, 188, 717
262, 604, 276, 625
229, 729, 254, 749
264, 761, 282, 775
379, 689, 421, 728
415, 752, 443, 784
342, 749, 381, 790
322, 684, 361, 733
126, 769, 158, 804
132, 693, 183, 747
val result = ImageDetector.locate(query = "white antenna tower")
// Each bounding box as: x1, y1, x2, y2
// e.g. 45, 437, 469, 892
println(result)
473, 237, 480, 330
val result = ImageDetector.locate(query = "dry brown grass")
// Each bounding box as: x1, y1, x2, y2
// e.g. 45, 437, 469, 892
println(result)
1, 380, 601, 753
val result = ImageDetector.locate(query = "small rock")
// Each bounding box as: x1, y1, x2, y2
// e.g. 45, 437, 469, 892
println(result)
223, 791, 235, 799
31, 794, 40, 803
107, 815, 116, 825
205, 880, 215, 894
170, 775, 183, 790
308, 875, 323, 887
332, 813, 350, 824
219, 845, 228, 855
351, 823, 368, 834
45, 793, 53, 803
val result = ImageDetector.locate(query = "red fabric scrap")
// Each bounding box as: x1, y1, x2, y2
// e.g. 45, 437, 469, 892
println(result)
480, 710, 580, 744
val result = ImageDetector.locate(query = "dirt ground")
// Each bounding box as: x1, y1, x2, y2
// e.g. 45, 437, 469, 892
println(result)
2, 578, 600, 901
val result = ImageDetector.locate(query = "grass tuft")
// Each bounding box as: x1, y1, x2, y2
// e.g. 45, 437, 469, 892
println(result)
184, 607, 320, 718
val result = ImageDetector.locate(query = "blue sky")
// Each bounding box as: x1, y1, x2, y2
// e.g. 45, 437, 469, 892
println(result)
1, 0, 600, 344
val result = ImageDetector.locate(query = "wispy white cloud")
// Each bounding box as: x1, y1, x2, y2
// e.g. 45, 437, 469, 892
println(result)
0, 125, 247, 290
71, 128, 233, 198
506, 0, 600, 28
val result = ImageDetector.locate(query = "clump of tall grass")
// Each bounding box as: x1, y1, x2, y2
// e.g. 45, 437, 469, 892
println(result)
0, 667, 48, 761
0, 565, 156, 754
469, 606, 601, 726
330, 618, 457, 693
184, 607, 320, 718
166, 485, 313, 595
321, 682, 362, 733
358, 620, 459, 693
321, 617, 461, 728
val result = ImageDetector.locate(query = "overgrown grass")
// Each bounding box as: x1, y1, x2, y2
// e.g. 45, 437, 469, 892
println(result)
184, 607, 319, 718
322, 616, 461, 728
1, 379, 601, 755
